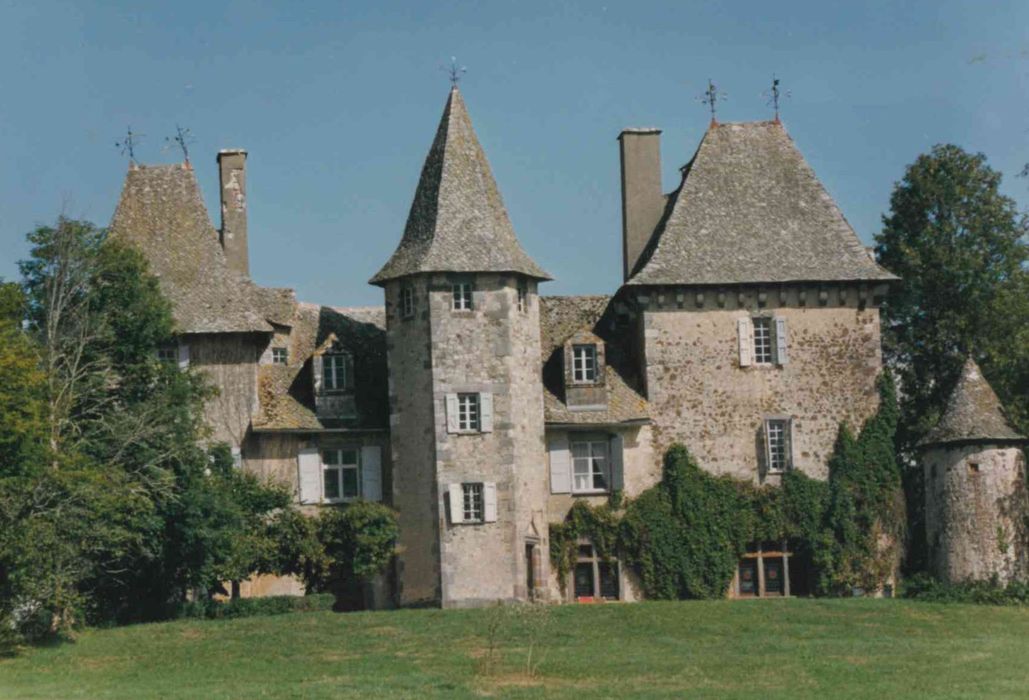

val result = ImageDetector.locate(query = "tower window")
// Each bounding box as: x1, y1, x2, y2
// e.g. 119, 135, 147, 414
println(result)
764, 418, 792, 473
753, 317, 774, 365
452, 282, 473, 311
572, 344, 598, 383
400, 286, 415, 319
517, 281, 528, 313
272, 347, 288, 365
457, 393, 480, 432
462, 482, 484, 523
968, 462, 981, 475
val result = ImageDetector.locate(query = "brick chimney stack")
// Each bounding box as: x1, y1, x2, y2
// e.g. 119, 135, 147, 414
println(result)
618, 129, 663, 282
217, 149, 249, 277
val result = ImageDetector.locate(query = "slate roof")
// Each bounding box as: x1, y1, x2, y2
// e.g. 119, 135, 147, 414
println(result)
628, 121, 897, 286
539, 296, 649, 425
921, 359, 1025, 447
251, 303, 388, 432
108, 163, 273, 333
371, 87, 550, 284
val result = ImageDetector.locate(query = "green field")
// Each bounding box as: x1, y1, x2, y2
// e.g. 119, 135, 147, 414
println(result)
1, 599, 1028, 699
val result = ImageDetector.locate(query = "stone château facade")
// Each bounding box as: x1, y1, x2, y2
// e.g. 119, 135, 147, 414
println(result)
110, 85, 912, 606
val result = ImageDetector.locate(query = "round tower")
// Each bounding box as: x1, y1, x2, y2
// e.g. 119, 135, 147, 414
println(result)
371, 87, 551, 607
920, 359, 1027, 584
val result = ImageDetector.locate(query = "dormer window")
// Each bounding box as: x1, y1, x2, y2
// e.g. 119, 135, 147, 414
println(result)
322, 351, 353, 393
452, 282, 473, 311
572, 344, 598, 384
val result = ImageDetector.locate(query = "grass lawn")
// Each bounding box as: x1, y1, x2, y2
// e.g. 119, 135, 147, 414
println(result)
1, 599, 1028, 699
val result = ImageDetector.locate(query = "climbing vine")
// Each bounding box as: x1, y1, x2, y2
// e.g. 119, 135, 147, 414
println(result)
549, 372, 904, 599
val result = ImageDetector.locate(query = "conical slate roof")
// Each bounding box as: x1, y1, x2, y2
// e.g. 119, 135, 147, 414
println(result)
627, 120, 897, 286
370, 87, 549, 285
922, 359, 1025, 446
108, 163, 273, 333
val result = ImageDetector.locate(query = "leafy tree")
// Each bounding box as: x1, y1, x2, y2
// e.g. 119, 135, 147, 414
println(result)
875, 145, 1028, 570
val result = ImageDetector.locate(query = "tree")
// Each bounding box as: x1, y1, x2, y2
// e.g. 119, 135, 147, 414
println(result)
875, 145, 1028, 570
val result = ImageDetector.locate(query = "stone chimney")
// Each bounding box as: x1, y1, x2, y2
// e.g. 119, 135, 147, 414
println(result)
217, 149, 249, 277
618, 129, 663, 282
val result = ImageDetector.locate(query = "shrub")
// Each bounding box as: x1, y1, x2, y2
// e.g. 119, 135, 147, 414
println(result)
903, 573, 1029, 605
176, 593, 335, 620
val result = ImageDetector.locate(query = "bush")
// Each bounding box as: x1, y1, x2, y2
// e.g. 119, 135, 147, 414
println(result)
0, 613, 20, 657
176, 593, 335, 620
903, 573, 1029, 605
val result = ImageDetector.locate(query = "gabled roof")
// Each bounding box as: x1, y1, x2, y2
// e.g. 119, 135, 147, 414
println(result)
539, 296, 649, 426
628, 121, 897, 286
252, 303, 388, 432
921, 358, 1025, 447
108, 163, 273, 333
370, 87, 550, 284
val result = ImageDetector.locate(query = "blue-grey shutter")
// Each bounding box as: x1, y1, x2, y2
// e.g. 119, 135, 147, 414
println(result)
609, 434, 624, 492
360, 446, 382, 501
177, 343, 190, 370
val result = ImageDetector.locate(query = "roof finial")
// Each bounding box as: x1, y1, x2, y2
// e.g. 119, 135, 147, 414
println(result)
164, 124, 195, 165
698, 79, 726, 126
763, 74, 791, 122
115, 126, 142, 164
441, 56, 467, 88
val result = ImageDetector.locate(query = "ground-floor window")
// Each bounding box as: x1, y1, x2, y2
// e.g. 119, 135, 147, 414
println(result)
573, 544, 619, 601
735, 541, 806, 598
323, 447, 360, 502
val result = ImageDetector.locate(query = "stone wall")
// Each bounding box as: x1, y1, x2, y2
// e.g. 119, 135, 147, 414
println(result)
633, 283, 884, 481
923, 444, 1028, 583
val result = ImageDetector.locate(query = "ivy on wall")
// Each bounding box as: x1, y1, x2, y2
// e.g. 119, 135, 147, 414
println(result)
549, 373, 904, 599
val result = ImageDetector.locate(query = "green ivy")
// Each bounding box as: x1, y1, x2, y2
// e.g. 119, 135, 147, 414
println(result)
549, 372, 904, 599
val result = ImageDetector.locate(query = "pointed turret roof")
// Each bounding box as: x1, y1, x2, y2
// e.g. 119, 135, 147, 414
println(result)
108, 163, 274, 333
922, 358, 1025, 446
627, 120, 897, 286
370, 88, 550, 285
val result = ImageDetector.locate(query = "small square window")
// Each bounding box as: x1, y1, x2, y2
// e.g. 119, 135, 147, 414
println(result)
753, 317, 773, 364
156, 345, 177, 363
272, 347, 288, 365
764, 419, 792, 473
462, 482, 484, 523
400, 287, 415, 319
457, 393, 480, 432
572, 344, 598, 384
452, 282, 473, 311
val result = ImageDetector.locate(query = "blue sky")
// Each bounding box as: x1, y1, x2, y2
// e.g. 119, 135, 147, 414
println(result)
1, 1, 1027, 306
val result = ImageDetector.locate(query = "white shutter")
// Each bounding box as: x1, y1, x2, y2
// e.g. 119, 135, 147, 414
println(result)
774, 317, 789, 365
297, 448, 322, 505
609, 433, 624, 492
737, 318, 753, 367
548, 433, 571, 494
479, 393, 493, 432
360, 446, 382, 502
483, 482, 498, 523
177, 343, 190, 370
448, 483, 464, 524
445, 393, 459, 433
312, 355, 324, 394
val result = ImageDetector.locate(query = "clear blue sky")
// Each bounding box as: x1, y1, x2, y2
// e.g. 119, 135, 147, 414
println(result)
1, 1, 1027, 306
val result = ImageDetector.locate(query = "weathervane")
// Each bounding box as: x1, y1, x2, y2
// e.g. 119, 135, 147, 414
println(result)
763, 75, 791, 121
115, 126, 142, 163
164, 124, 195, 164
698, 79, 726, 124
441, 56, 467, 87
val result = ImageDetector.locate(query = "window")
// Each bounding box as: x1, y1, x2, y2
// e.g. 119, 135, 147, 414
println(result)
736, 541, 800, 598
272, 347, 288, 365
452, 282, 473, 311
156, 345, 177, 363
458, 393, 480, 432
572, 344, 598, 383
462, 483, 484, 523
753, 317, 773, 364
322, 448, 360, 502
323, 352, 352, 392
517, 281, 528, 313
764, 419, 792, 473
571, 440, 609, 493
400, 286, 415, 319
573, 544, 619, 601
